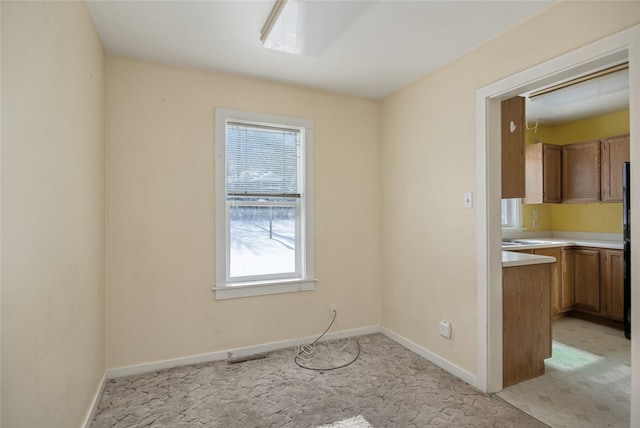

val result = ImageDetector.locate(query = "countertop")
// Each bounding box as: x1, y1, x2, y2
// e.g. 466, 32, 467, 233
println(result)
502, 251, 556, 267
501, 236, 623, 267
502, 237, 623, 251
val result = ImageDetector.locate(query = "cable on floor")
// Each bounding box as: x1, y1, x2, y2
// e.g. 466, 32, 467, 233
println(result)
294, 309, 361, 371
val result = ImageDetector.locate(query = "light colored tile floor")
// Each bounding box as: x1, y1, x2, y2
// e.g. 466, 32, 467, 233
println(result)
497, 317, 631, 428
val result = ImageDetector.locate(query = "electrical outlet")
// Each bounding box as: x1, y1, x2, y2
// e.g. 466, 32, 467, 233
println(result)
330, 304, 337, 313
439, 320, 451, 339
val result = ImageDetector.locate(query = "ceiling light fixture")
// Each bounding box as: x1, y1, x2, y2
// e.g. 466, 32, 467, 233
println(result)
528, 64, 629, 108
260, 0, 302, 55
259, 0, 373, 56
529, 63, 628, 99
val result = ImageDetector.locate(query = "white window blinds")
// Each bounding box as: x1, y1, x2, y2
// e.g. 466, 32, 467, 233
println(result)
226, 122, 300, 197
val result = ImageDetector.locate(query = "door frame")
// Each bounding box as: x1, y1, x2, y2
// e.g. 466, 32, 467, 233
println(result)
475, 24, 639, 423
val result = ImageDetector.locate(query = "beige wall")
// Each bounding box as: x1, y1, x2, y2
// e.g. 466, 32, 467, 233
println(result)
1, 2, 106, 427
106, 56, 381, 368
381, 2, 640, 375
2, 1, 637, 424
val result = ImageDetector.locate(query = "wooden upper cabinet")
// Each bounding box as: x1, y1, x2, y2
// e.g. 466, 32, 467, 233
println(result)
524, 143, 562, 204
501, 96, 525, 199
562, 140, 601, 203
601, 135, 630, 202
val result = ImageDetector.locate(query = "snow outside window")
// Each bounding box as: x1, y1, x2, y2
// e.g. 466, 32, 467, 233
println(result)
214, 109, 315, 299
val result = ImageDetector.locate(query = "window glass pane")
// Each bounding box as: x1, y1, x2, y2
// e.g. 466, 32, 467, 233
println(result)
226, 124, 299, 196
501, 199, 509, 226
229, 205, 296, 278
501, 198, 522, 228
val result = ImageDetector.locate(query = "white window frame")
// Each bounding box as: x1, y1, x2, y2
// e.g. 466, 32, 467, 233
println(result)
501, 198, 522, 230
214, 108, 316, 299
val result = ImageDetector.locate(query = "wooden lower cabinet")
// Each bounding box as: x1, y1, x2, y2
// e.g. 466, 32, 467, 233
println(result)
503, 263, 552, 387
573, 248, 602, 314
532, 247, 562, 317
507, 245, 623, 325
517, 247, 572, 317
560, 249, 575, 313
603, 249, 624, 321
571, 247, 624, 324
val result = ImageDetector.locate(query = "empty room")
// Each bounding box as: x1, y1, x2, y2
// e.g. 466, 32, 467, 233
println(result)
2, 1, 639, 427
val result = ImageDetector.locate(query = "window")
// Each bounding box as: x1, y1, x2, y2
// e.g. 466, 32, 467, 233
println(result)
214, 109, 315, 299
501, 198, 522, 229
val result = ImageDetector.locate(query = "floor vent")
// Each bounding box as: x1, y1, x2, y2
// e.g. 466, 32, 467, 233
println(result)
227, 353, 267, 365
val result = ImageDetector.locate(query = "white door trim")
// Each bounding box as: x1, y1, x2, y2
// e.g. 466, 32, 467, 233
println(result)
475, 24, 639, 424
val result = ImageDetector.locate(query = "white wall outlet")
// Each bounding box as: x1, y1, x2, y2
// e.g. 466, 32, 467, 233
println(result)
330, 304, 337, 313
533, 209, 538, 229
439, 320, 451, 339
463, 192, 473, 208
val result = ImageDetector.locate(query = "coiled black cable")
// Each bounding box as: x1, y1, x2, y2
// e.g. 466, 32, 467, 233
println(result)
294, 309, 361, 371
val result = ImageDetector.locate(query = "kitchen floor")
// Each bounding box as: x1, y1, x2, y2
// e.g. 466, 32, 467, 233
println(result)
497, 317, 631, 428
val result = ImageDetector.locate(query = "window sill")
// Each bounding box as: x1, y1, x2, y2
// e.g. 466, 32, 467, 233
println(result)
502, 227, 525, 232
212, 278, 317, 300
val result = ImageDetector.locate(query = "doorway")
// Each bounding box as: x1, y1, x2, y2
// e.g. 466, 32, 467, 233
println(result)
475, 24, 640, 425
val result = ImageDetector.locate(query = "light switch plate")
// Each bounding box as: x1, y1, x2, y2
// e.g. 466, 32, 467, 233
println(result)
463, 192, 473, 208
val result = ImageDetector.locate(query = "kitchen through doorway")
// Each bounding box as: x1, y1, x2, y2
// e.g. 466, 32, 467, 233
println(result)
497, 63, 631, 427
475, 24, 640, 427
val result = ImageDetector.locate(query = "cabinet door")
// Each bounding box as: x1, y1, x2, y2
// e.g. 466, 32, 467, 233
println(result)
534, 247, 562, 318
524, 143, 544, 204
562, 141, 601, 203
524, 143, 561, 204
543, 145, 562, 203
560, 248, 574, 312
603, 249, 624, 321
601, 135, 630, 202
501, 96, 525, 199
573, 248, 601, 314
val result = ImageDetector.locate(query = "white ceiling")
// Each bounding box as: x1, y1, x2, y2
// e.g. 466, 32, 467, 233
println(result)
87, 0, 556, 100
87, 0, 629, 124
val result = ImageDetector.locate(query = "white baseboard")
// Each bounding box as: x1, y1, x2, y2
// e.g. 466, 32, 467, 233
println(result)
106, 325, 381, 379
82, 371, 106, 428
381, 327, 479, 389
105, 325, 478, 393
